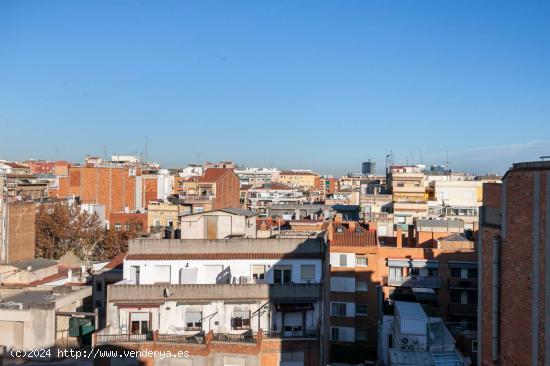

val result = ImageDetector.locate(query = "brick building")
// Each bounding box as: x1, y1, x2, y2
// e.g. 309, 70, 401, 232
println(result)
178, 168, 240, 213
479, 160, 550, 366
53, 165, 145, 217
327, 220, 477, 364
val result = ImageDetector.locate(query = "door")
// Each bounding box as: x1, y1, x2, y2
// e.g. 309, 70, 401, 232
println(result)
206, 216, 218, 239
130, 312, 150, 334
389, 267, 402, 282
130, 266, 140, 285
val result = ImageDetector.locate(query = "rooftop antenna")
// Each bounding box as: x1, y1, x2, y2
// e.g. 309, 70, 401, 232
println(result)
103, 145, 107, 161
145, 136, 148, 162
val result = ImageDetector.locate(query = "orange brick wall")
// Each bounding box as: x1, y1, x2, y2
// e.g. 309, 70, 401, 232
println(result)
212, 171, 240, 210
6, 202, 36, 262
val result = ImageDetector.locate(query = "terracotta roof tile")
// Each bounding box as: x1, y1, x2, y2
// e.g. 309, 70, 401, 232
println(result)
330, 225, 377, 247
104, 253, 127, 269
126, 253, 321, 260
200, 168, 233, 182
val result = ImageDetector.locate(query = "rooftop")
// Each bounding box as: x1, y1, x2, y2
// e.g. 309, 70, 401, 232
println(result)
10, 258, 58, 271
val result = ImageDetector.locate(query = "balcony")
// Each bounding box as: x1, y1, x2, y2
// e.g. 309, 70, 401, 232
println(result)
384, 275, 441, 288
158, 333, 206, 344
179, 194, 213, 202
448, 303, 477, 316
263, 329, 318, 339
109, 283, 322, 303
213, 332, 255, 343
448, 277, 477, 289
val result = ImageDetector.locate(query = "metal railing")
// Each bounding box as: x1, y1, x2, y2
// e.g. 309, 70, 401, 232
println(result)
96, 333, 153, 344
213, 333, 255, 343
158, 333, 206, 344
384, 275, 442, 288
263, 330, 318, 339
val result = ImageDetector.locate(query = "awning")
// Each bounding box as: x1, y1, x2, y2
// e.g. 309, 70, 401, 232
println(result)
387, 259, 439, 268
184, 312, 202, 322
275, 303, 314, 312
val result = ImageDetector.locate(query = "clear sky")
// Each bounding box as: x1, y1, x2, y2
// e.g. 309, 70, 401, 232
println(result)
1, 1, 549, 175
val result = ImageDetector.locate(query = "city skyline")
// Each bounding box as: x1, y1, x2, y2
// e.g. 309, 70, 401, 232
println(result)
1, 1, 549, 175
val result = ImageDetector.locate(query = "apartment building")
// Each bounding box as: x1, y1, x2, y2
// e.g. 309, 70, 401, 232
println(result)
325, 190, 360, 206
276, 171, 321, 190
0, 176, 37, 264
427, 180, 482, 232
390, 171, 427, 228
327, 222, 378, 363
245, 183, 306, 214
234, 168, 281, 187
96, 237, 327, 366
53, 164, 144, 217
326, 218, 477, 364
178, 168, 240, 213
147, 201, 180, 231
479, 160, 550, 366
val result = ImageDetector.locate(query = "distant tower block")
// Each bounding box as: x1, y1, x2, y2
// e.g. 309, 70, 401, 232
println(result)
362, 160, 376, 175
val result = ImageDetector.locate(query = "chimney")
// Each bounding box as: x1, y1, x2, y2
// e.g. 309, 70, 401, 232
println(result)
368, 221, 377, 232
327, 221, 334, 242
396, 227, 402, 248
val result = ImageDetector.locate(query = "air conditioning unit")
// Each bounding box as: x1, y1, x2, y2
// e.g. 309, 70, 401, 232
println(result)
239, 276, 250, 284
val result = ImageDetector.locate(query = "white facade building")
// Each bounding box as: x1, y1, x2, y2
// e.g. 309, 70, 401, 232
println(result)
102, 238, 326, 347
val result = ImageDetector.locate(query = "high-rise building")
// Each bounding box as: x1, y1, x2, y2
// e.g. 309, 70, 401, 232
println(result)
362, 160, 376, 175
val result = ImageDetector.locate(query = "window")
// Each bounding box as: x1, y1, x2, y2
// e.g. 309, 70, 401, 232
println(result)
274, 266, 292, 284
355, 329, 368, 341
300, 265, 315, 282
252, 265, 266, 282
472, 340, 478, 352
114, 223, 122, 231
410, 268, 420, 276
184, 311, 202, 330
450, 291, 462, 304
356, 256, 368, 267
231, 310, 251, 330
356, 304, 368, 316
331, 303, 347, 316
331, 327, 340, 341
450, 268, 461, 278
427, 268, 438, 277
356, 280, 368, 292
468, 268, 478, 279
95, 281, 103, 292
339, 254, 348, 267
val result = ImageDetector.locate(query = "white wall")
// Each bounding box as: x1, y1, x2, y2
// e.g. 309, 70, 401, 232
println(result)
123, 258, 322, 285
107, 299, 322, 335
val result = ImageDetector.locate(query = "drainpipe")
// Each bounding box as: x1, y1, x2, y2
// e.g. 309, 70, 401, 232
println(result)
492, 236, 501, 364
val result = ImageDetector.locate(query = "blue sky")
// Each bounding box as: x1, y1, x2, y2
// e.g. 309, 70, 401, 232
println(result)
1, 1, 549, 175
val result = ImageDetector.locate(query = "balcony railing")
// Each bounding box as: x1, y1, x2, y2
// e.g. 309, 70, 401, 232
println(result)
96, 333, 153, 345
263, 330, 318, 339
448, 277, 478, 289
384, 275, 441, 288
213, 333, 255, 343
158, 333, 206, 344
448, 303, 477, 315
